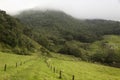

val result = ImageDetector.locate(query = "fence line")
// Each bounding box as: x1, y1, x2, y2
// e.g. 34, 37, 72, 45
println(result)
2, 57, 36, 72
45, 59, 75, 80
3, 57, 76, 80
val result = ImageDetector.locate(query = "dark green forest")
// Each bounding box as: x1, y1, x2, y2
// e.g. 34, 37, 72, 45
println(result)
0, 10, 120, 67
16, 10, 120, 47
0, 10, 41, 55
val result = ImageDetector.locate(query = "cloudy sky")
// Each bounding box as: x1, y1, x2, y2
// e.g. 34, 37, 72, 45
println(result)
0, 0, 120, 21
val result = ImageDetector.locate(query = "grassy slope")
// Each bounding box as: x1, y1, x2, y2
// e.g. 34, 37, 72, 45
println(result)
51, 58, 120, 80
0, 52, 35, 80
89, 35, 120, 54
50, 52, 120, 80
0, 52, 120, 80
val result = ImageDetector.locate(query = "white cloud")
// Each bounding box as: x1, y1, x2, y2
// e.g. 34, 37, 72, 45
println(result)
0, 0, 120, 21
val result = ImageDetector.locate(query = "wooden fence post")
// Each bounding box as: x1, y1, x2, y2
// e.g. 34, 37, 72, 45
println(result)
4, 64, 7, 71
72, 75, 75, 80
59, 70, 62, 79
54, 67, 55, 73
16, 62, 17, 68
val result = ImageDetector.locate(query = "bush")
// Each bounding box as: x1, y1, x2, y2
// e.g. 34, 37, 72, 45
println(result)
13, 47, 22, 55
59, 42, 82, 57
91, 49, 120, 67
105, 50, 120, 64
91, 51, 107, 63
13, 47, 30, 55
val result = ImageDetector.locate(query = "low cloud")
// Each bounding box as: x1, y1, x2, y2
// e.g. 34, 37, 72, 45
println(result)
0, 0, 120, 21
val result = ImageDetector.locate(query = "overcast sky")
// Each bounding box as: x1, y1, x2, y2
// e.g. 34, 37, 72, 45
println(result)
0, 0, 120, 21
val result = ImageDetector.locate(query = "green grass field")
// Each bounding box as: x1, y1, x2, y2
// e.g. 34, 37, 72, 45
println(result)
0, 52, 120, 80
89, 35, 120, 54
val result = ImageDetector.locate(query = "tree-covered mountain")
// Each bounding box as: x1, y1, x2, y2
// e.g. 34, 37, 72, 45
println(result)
0, 10, 41, 55
16, 10, 120, 51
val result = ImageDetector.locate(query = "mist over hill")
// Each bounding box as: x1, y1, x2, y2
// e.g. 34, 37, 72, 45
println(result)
16, 9, 120, 48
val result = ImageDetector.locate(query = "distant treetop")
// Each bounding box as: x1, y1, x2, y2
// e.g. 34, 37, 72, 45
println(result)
0, 9, 6, 14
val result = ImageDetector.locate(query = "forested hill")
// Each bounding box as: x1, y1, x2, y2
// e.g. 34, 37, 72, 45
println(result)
16, 10, 120, 50
0, 10, 41, 54
16, 10, 120, 42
